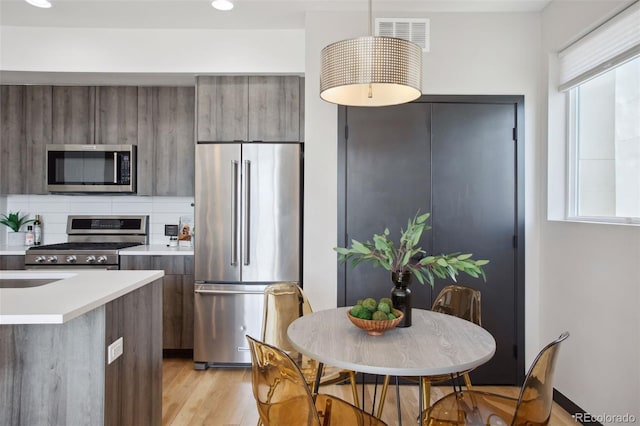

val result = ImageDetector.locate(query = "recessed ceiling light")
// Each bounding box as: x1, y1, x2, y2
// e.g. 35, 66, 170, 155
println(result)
211, 0, 233, 11
25, 0, 52, 8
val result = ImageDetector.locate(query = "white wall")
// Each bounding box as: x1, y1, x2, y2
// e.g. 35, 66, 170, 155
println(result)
0, 27, 304, 74
303, 9, 544, 367
541, 0, 640, 418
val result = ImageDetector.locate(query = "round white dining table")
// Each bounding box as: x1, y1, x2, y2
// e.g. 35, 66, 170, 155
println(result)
287, 307, 496, 425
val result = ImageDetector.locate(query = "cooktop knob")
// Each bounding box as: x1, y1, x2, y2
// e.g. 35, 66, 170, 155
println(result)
97, 256, 108, 264
46, 256, 58, 263
86, 255, 97, 263
66, 255, 77, 263
35, 256, 46, 263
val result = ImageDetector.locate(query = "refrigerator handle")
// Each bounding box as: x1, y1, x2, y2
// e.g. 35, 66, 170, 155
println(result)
243, 160, 251, 266
231, 160, 239, 266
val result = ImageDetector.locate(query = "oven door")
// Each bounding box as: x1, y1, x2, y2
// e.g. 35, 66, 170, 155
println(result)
46, 144, 136, 193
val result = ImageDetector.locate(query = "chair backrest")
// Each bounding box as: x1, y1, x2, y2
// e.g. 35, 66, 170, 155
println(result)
431, 285, 482, 326
512, 332, 569, 426
246, 335, 321, 426
261, 282, 312, 353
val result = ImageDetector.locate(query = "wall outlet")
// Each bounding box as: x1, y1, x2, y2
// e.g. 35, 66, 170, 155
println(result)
107, 337, 124, 364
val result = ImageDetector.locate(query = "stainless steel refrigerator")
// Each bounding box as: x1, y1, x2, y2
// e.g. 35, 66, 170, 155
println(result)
193, 142, 301, 368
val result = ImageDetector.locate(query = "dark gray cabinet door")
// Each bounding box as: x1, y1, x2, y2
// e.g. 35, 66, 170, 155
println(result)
0, 86, 50, 195
138, 86, 195, 196
52, 86, 95, 144
197, 76, 248, 142
25, 86, 52, 194
120, 255, 194, 350
339, 98, 523, 385
0, 85, 26, 194
430, 102, 517, 385
0, 255, 25, 270
248, 76, 301, 142
341, 103, 433, 307
95, 86, 138, 145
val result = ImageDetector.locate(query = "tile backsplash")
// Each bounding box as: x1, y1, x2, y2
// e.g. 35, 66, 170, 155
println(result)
3, 195, 194, 245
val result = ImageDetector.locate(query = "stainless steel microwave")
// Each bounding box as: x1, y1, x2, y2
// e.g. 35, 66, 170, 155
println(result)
46, 144, 136, 193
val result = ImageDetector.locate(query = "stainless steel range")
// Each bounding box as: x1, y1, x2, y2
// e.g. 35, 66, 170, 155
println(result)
24, 215, 148, 270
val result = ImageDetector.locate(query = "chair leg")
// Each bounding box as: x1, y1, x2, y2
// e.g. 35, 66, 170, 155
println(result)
375, 375, 391, 419
349, 370, 360, 409
421, 378, 431, 410
462, 372, 472, 390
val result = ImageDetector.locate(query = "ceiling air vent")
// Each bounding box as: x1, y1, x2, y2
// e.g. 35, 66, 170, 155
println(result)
375, 18, 430, 52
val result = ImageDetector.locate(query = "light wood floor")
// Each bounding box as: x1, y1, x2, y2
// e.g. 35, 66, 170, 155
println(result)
163, 358, 576, 426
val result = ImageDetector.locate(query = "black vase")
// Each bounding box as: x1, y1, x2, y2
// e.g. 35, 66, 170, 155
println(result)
391, 271, 412, 327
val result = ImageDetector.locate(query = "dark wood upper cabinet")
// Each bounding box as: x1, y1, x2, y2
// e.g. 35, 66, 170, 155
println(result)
138, 86, 195, 196
248, 76, 301, 142
52, 86, 95, 145
25, 86, 52, 194
197, 76, 248, 142
0, 85, 51, 195
197, 75, 303, 142
95, 86, 138, 145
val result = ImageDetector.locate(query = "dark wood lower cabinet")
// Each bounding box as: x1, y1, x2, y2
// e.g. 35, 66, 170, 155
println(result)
0, 255, 25, 270
0, 279, 162, 426
120, 255, 194, 353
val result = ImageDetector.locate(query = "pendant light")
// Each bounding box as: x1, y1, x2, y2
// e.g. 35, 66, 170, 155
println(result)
320, 0, 423, 107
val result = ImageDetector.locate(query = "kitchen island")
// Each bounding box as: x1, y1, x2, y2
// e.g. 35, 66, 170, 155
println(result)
0, 270, 164, 426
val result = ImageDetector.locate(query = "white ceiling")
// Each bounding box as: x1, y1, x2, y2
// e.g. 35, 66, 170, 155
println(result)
0, 0, 551, 30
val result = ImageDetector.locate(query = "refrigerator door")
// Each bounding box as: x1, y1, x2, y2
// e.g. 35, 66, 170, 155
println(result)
193, 283, 266, 366
241, 143, 301, 282
195, 144, 242, 282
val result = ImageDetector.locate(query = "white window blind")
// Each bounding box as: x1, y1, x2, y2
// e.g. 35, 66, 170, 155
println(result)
558, 1, 640, 91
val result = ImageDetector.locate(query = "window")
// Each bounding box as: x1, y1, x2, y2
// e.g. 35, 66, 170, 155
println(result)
559, 2, 640, 224
567, 57, 640, 222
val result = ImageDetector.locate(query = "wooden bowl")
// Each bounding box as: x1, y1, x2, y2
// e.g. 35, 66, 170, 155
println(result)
347, 309, 404, 336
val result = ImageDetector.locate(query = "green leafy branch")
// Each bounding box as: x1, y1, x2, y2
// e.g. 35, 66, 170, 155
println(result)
334, 212, 489, 286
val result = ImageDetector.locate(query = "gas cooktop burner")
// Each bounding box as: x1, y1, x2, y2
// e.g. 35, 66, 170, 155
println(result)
28, 242, 142, 251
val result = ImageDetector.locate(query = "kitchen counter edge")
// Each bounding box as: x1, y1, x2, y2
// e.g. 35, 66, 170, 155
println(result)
0, 244, 193, 256
0, 269, 164, 325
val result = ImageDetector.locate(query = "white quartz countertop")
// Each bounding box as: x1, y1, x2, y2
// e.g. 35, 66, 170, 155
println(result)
0, 269, 164, 325
0, 245, 27, 255
0, 245, 193, 256
119, 245, 194, 256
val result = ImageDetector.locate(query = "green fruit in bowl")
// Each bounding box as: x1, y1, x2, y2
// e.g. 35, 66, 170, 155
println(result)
379, 297, 393, 307
350, 305, 365, 317
372, 310, 388, 321
388, 312, 396, 320
362, 298, 378, 312
357, 309, 373, 320
377, 302, 391, 314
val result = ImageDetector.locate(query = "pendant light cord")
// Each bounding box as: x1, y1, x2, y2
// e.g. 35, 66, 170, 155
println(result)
368, 0, 373, 36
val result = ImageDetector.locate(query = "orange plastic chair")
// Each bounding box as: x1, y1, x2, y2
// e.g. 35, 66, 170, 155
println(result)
423, 332, 569, 426
378, 285, 482, 417
261, 283, 359, 403
246, 335, 387, 426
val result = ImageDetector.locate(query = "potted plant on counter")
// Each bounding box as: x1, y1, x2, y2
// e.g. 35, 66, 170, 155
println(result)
1, 211, 34, 246
334, 211, 489, 327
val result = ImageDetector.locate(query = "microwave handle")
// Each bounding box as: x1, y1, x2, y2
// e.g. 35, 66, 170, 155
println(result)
113, 152, 118, 184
